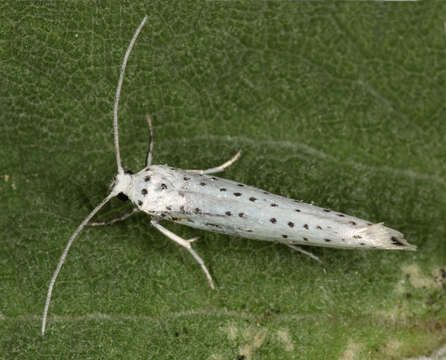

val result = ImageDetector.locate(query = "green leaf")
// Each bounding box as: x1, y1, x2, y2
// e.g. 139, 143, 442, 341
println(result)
1, 2, 445, 359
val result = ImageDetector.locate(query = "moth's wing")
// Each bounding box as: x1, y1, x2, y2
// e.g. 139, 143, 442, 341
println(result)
175, 171, 415, 250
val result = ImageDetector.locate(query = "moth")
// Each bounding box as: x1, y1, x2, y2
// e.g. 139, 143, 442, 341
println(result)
41, 16, 416, 335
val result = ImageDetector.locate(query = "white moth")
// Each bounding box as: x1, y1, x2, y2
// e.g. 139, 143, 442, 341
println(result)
41, 16, 416, 335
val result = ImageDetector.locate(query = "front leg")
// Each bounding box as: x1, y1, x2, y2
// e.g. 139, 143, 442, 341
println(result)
151, 219, 215, 289
87, 208, 138, 227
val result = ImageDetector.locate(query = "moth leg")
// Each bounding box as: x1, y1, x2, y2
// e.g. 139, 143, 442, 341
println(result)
151, 219, 215, 289
145, 115, 154, 167
185, 150, 241, 175
286, 244, 322, 264
87, 208, 138, 226
184, 246, 215, 289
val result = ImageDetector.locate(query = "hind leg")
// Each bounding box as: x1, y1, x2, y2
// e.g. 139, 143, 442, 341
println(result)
185, 150, 241, 175
286, 244, 322, 264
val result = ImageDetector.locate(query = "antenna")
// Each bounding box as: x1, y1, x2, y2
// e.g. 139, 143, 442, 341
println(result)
114, 15, 148, 173
145, 115, 154, 167
41, 15, 149, 336
41, 193, 114, 335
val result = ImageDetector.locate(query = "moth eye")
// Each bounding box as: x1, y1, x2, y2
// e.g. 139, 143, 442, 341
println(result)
117, 192, 129, 201
125, 170, 134, 175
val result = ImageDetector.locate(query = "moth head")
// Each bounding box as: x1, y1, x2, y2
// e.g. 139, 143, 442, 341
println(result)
110, 170, 133, 198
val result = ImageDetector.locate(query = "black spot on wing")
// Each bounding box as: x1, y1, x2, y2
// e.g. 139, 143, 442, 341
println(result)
205, 223, 221, 228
